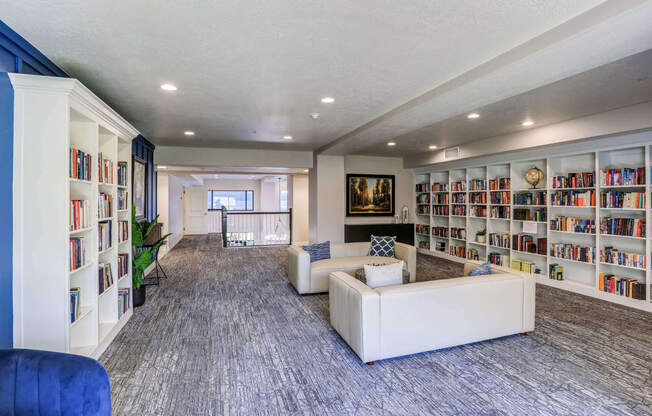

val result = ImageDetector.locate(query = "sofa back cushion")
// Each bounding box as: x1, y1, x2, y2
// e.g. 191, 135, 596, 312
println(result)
302, 241, 331, 262
368, 235, 396, 257
330, 242, 370, 258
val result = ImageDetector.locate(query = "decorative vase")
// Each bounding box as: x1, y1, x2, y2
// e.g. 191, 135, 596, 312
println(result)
476, 235, 486, 244
133, 285, 146, 307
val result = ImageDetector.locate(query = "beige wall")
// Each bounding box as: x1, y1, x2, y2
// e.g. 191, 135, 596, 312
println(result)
157, 172, 185, 258
290, 175, 309, 244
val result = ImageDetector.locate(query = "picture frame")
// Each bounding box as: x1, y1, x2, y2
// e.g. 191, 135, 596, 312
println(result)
346, 174, 395, 217
132, 156, 147, 220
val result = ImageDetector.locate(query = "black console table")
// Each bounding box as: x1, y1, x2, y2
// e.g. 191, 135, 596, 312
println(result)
344, 223, 414, 245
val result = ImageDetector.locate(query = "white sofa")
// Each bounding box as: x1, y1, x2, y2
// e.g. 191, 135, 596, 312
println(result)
287, 242, 416, 294
329, 261, 535, 364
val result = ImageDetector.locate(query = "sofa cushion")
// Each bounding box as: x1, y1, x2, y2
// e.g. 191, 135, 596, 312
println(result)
364, 261, 404, 288
302, 241, 331, 262
368, 235, 396, 257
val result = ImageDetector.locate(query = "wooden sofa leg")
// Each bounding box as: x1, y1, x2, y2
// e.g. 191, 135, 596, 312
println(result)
520, 332, 527, 336
366, 361, 374, 366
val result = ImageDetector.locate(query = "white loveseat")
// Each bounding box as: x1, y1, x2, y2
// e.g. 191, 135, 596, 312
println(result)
329, 261, 535, 364
287, 242, 416, 294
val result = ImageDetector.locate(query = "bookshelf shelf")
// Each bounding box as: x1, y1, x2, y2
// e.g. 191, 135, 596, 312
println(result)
9, 74, 136, 358
414, 145, 651, 311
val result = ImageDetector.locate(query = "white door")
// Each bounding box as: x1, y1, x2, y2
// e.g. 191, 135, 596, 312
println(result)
184, 187, 209, 234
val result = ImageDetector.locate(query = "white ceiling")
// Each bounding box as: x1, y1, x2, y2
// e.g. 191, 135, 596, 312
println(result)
0, 0, 617, 153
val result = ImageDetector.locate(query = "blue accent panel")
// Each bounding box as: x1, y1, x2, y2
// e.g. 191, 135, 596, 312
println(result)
0, 20, 67, 76
0, 73, 13, 348
132, 135, 157, 221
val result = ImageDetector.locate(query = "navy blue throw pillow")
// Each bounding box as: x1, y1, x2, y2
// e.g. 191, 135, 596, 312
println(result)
469, 262, 492, 276
302, 241, 331, 262
368, 235, 396, 257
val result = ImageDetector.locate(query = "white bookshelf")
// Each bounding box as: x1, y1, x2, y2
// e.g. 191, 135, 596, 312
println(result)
414, 142, 652, 313
10, 74, 138, 358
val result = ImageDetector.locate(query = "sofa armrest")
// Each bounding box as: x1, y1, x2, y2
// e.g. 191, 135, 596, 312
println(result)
523, 274, 536, 332
394, 242, 416, 282
287, 245, 311, 294
329, 272, 380, 363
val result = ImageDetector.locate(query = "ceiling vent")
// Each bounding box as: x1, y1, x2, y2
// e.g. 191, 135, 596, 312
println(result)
444, 147, 460, 160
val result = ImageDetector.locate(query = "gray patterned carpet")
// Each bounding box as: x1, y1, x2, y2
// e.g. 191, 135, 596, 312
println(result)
101, 235, 652, 415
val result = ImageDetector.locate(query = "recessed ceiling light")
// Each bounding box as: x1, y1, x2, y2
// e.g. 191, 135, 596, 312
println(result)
184, 131, 195, 136
321, 97, 335, 104
387, 141, 396, 146
467, 113, 480, 119
310, 113, 320, 119
160, 83, 177, 91
429, 145, 438, 150
158, 165, 167, 169
283, 135, 293, 140
522, 120, 535, 127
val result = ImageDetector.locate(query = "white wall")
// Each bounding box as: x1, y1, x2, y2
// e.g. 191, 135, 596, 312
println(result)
290, 175, 309, 244
259, 179, 280, 211
155, 145, 313, 169
157, 172, 185, 258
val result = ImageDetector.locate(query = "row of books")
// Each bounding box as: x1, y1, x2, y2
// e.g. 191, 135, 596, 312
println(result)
600, 191, 645, 209
450, 228, 466, 240
451, 181, 466, 192
468, 179, 486, 191
117, 161, 128, 187
489, 253, 508, 266
550, 190, 595, 207
549, 216, 595, 234
489, 178, 510, 190
99, 262, 114, 294
417, 205, 430, 215
550, 243, 596, 264
469, 193, 487, 204
488, 233, 509, 248
416, 183, 429, 193
513, 235, 546, 255
433, 205, 448, 216
468, 248, 480, 260
600, 247, 646, 269
450, 245, 466, 258
416, 194, 430, 204
98, 192, 113, 219
418, 241, 430, 250
490, 206, 510, 219
432, 227, 448, 237
118, 189, 129, 211
433, 193, 448, 204
432, 183, 448, 192
600, 217, 645, 238
513, 191, 546, 206
118, 221, 128, 243
470, 206, 486, 217
513, 208, 546, 222
98, 221, 113, 252
490, 191, 509, 205
599, 274, 646, 300
70, 237, 86, 271
512, 259, 536, 274
98, 153, 114, 184
118, 288, 131, 318
70, 200, 91, 231
70, 288, 81, 324
70, 148, 92, 181
451, 193, 466, 204
551, 172, 594, 189
600, 167, 645, 186
452, 205, 466, 216
415, 224, 430, 234
118, 253, 129, 278
549, 264, 563, 280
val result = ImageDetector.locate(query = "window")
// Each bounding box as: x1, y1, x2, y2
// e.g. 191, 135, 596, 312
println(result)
280, 190, 288, 211
208, 190, 254, 211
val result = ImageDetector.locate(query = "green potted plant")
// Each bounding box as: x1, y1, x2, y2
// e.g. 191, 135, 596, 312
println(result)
132, 205, 171, 307
475, 228, 486, 244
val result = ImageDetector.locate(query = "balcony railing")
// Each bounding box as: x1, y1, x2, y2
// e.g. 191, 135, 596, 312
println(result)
221, 208, 292, 247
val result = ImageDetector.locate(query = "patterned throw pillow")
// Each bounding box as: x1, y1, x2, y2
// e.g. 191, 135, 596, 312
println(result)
468, 262, 493, 276
368, 235, 396, 258
302, 241, 331, 263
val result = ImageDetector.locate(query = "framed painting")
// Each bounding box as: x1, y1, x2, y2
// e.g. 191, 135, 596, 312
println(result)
346, 174, 395, 217
133, 156, 147, 219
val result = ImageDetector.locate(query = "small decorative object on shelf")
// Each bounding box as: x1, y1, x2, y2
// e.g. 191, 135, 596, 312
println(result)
524, 167, 544, 189
401, 206, 409, 223
475, 229, 486, 244
549, 264, 563, 280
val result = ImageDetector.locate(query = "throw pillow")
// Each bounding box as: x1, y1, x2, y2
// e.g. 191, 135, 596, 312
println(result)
468, 262, 493, 276
301, 241, 331, 263
368, 235, 396, 257
364, 261, 404, 288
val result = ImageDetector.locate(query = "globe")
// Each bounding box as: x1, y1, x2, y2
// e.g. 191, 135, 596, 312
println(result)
525, 167, 544, 189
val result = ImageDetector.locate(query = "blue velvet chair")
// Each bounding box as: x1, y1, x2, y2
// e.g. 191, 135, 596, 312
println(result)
0, 349, 111, 416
